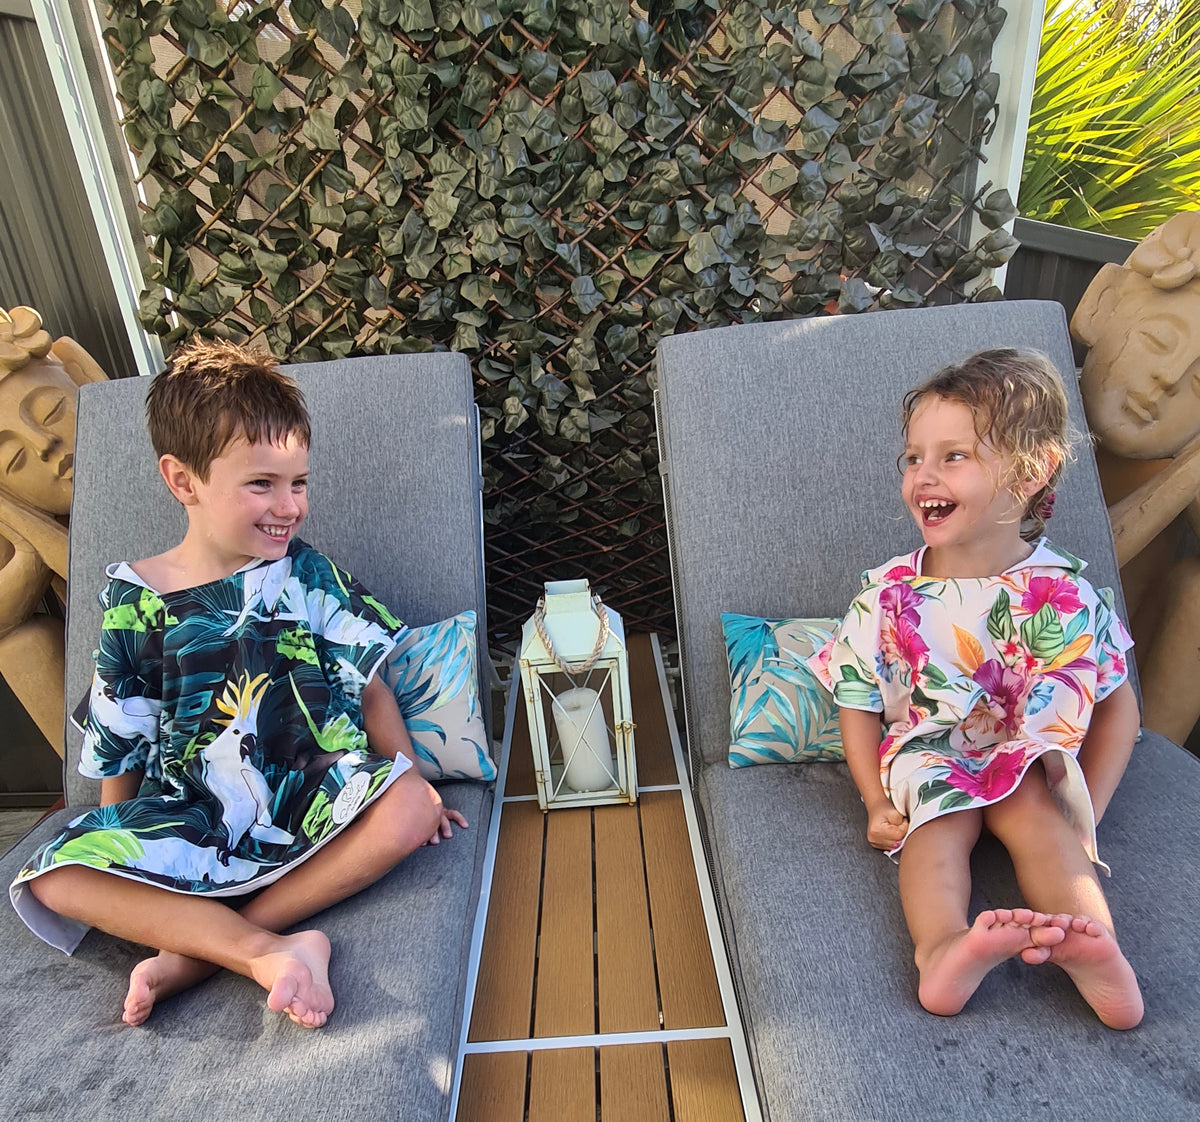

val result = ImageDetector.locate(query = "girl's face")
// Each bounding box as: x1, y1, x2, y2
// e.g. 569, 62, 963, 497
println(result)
901, 395, 1034, 572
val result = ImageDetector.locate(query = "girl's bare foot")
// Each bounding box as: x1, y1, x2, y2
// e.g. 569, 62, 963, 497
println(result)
1043, 914, 1143, 1030
123, 951, 219, 1026
250, 930, 334, 1029
917, 908, 1066, 1016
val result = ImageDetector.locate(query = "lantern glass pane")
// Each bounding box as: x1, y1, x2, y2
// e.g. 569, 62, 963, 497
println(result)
533, 666, 619, 798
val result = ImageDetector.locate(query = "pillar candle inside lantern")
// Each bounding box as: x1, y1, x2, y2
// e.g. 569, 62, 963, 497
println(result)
551, 687, 615, 792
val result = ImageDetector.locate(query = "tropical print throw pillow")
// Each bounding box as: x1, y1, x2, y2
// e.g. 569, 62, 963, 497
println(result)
722, 613, 844, 767
381, 611, 497, 782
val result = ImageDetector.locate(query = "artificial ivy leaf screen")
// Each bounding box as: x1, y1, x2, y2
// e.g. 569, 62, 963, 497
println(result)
102, 0, 1016, 640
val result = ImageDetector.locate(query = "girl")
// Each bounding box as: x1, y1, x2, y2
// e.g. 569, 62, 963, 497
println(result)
812, 348, 1144, 1029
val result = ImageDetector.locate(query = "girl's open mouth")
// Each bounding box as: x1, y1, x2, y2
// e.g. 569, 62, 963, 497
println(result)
918, 499, 956, 525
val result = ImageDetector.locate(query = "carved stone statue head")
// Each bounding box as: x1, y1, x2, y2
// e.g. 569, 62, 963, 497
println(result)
0, 307, 87, 516
1071, 211, 1200, 460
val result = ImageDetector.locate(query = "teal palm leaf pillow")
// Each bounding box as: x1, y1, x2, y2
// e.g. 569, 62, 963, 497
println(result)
380, 611, 497, 782
722, 613, 843, 767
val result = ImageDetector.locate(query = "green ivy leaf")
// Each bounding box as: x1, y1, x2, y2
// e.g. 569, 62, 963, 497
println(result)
302, 108, 340, 151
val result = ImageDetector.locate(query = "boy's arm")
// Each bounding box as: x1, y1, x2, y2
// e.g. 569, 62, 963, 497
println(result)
100, 771, 142, 806
360, 674, 468, 841
840, 706, 907, 850
1078, 678, 1139, 824
360, 673, 417, 765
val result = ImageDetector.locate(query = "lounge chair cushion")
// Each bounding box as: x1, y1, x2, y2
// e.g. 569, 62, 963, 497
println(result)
382, 610, 497, 782
722, 613, 843, 766
0, 781, 491, 1122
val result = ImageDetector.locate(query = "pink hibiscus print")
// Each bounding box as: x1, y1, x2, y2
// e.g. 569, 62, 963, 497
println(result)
881, 616, 930, 675
880, 582, 924, 628
946, 748, 1026, 801
882, 563, 918, 581
971, 659, 1032, 737
1021, 576, 1083, 617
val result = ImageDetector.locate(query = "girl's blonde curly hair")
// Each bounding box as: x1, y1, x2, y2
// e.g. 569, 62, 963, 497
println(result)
901, 348, 1075, 542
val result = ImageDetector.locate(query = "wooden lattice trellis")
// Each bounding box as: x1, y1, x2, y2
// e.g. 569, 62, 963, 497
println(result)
103, 0, 1017, 642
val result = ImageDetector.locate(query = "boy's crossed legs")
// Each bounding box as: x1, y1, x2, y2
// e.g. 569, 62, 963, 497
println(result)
898, 763, 1142, 1028
30, 769, 445, 1028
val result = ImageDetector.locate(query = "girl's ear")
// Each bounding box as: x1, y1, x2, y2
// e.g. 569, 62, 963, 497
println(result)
1021, 449, 1061, 498
158, 455, 201, 505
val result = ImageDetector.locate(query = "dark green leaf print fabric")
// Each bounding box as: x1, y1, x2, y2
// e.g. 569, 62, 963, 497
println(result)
10, 540, 406, 951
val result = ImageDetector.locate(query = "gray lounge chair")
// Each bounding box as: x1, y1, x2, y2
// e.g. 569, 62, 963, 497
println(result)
0, 355, 493, 1122
656, 302, 1200, 1121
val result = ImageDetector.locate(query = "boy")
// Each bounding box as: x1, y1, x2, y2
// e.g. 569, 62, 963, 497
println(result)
10, 340, 464, 1028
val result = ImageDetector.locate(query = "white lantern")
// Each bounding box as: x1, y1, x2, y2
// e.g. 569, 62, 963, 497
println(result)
519, 579, 637, 810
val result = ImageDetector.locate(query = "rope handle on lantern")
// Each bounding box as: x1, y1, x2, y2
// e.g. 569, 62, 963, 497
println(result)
533, 593, 611, 674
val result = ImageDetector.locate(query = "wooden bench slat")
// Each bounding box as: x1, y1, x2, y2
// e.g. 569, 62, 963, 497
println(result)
641, 791, 725, 1029
600, 1043, 671, 1122
667, 1038, 747, 1122
627, 634, 680, 788
534, 807, 595, 1037
456, 1052, 527, 1122
595, 804, 660, 1032
529, 1047, 595, 1122
468, 800, 543, 1041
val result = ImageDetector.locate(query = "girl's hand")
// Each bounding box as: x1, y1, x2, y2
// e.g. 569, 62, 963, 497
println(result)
424, 808, 469, 846
866, 802, 908, 850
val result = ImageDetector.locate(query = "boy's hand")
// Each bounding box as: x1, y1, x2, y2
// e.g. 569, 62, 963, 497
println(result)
866, 802, 908, 850
424, 808, 469, 846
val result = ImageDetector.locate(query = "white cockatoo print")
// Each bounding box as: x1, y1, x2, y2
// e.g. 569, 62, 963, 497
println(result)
84, 671, 162, 755
201, 671, 294, 860
222, 559, 297, 637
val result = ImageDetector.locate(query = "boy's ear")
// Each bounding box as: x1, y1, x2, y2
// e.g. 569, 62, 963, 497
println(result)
158, 455, 201, 505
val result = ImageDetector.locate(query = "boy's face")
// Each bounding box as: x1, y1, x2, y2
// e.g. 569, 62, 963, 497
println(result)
188, 432, 308, 569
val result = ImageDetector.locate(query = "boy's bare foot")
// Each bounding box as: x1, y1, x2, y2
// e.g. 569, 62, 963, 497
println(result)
1042, 914, 1143, 1030
917, 908, 1066, 1016
251, 930, 334, 1029
123, 951, 219, 1026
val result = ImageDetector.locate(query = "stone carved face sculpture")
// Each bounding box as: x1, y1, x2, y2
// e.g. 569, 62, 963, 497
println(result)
0, 308, 80, 516
1071, 212, 1200, 460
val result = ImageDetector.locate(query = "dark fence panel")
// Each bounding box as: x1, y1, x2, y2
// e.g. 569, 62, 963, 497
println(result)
1003, 217, 1136, 367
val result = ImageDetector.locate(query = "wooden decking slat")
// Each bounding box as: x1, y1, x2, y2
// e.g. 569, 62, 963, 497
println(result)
534, 807, 595, 1038
528, 1047, 595, 1122
505, 687, 537, 797
640, 791, 725, 1029
456, 1052, 527, 1122
627, 634, 680, 788
599, 1043, 671, 1122
468, 800, 543, 1041
595, 804, 660, 1033
667, 1038, 747, 1122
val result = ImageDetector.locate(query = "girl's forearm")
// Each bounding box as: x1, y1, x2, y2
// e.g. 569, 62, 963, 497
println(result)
839, 707, 889, 809
1079, 679, 1139, 824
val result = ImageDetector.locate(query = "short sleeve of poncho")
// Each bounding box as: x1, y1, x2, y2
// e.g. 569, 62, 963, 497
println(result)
78, 580, 166, 780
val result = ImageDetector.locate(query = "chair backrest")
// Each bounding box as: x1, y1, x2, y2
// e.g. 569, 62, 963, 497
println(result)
655, 301, 1130, 771
63, 353, 487, 807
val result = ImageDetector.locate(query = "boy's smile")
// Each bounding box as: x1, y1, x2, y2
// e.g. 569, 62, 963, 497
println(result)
187, 433, 309, 572
901, 396, 1034, 577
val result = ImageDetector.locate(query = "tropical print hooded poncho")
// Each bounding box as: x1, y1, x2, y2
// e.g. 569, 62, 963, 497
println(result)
810, 539, 1133, 870
10, 540, 408, 952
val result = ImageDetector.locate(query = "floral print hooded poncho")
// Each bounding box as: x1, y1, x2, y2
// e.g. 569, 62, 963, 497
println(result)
811, 539, 1133, 871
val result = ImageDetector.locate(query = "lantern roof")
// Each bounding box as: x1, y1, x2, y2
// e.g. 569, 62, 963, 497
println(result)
520, 579, 627, 664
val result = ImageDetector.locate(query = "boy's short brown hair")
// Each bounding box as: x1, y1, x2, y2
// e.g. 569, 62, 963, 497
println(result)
146, 339, 310, 480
